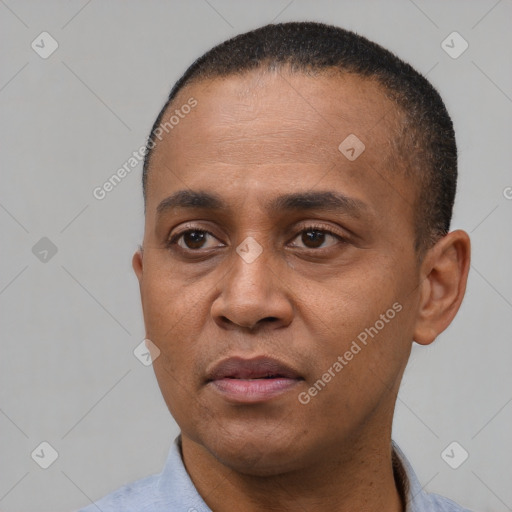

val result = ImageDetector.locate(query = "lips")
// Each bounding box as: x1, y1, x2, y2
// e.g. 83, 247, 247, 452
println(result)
206, 356, 304, 403
207, 356, 302, 381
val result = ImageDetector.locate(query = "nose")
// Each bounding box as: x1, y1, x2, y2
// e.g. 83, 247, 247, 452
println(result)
211, 242, 294, 332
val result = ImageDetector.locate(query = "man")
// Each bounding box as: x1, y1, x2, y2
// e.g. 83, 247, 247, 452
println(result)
80, 22, 471, 511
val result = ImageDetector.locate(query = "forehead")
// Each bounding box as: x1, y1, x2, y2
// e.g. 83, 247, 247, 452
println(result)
155, 70, 398, 164
146, 70, 413, 224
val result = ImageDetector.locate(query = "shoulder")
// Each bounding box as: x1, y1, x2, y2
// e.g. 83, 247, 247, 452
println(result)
75, 436, 211, 512
76, 474, 162, 512
392, 441, 474, 512
425, 492, 474, 512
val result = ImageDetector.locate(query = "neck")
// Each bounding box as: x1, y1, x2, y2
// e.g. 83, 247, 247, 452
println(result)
180, 431, 404, 512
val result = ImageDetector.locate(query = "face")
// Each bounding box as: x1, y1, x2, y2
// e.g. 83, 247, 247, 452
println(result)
134, 70, 424, 475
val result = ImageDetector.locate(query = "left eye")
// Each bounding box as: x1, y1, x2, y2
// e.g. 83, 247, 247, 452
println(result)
289, 228, 341, 249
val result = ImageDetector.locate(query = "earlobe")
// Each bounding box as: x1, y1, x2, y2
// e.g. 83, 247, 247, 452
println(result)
132, 246, 144, 283
413, 230, 471, 345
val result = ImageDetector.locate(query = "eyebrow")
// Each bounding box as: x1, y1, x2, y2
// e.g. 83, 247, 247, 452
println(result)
156, 190, 225, 215
267, 191, 368, 217
156, 189, 369, 217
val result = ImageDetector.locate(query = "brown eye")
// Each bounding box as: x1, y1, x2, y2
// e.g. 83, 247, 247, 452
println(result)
302, 230, 326, 248
168, 228, 225, 252
289, 227, 343, 250
181, 230, 207, 249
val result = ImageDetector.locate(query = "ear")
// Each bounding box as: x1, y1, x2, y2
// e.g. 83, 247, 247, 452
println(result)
132, 245, 144, 284
413, 230, 471, 345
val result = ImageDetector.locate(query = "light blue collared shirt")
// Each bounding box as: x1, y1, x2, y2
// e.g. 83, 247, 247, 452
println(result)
77, 436, 473, 511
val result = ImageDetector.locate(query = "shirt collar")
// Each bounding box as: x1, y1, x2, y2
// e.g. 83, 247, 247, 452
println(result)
392, 440, 433, 511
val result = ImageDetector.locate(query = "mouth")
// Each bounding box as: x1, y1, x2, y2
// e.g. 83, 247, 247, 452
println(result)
206, 356, 304, 403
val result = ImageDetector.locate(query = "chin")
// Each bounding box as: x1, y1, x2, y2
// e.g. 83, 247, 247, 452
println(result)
214, 445, 303, 477
199, 422, 309, 476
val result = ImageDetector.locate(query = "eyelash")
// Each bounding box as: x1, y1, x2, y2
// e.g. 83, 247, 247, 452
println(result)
166, 224, 346, 251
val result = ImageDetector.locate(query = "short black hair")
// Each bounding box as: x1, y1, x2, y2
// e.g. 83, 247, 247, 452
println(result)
143, 21, 457, 252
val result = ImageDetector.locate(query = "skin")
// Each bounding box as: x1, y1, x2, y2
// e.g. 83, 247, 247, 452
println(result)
132, 69, 470, 512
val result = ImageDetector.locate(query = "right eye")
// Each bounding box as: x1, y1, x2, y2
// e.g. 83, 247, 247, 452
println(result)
167, 229, 225, 251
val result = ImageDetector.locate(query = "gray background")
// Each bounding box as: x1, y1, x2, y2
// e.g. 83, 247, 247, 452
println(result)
1, 0, 511, 511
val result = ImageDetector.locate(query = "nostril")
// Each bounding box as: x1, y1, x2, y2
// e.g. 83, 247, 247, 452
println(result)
250, 317, 279, 329
215, 315, 283, 331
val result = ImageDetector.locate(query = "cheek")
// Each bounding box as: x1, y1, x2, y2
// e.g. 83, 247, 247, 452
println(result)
140, 263, 211, 398
302, 272, 411, 390
152, 357, 202, 438
141, 260, 206, 338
